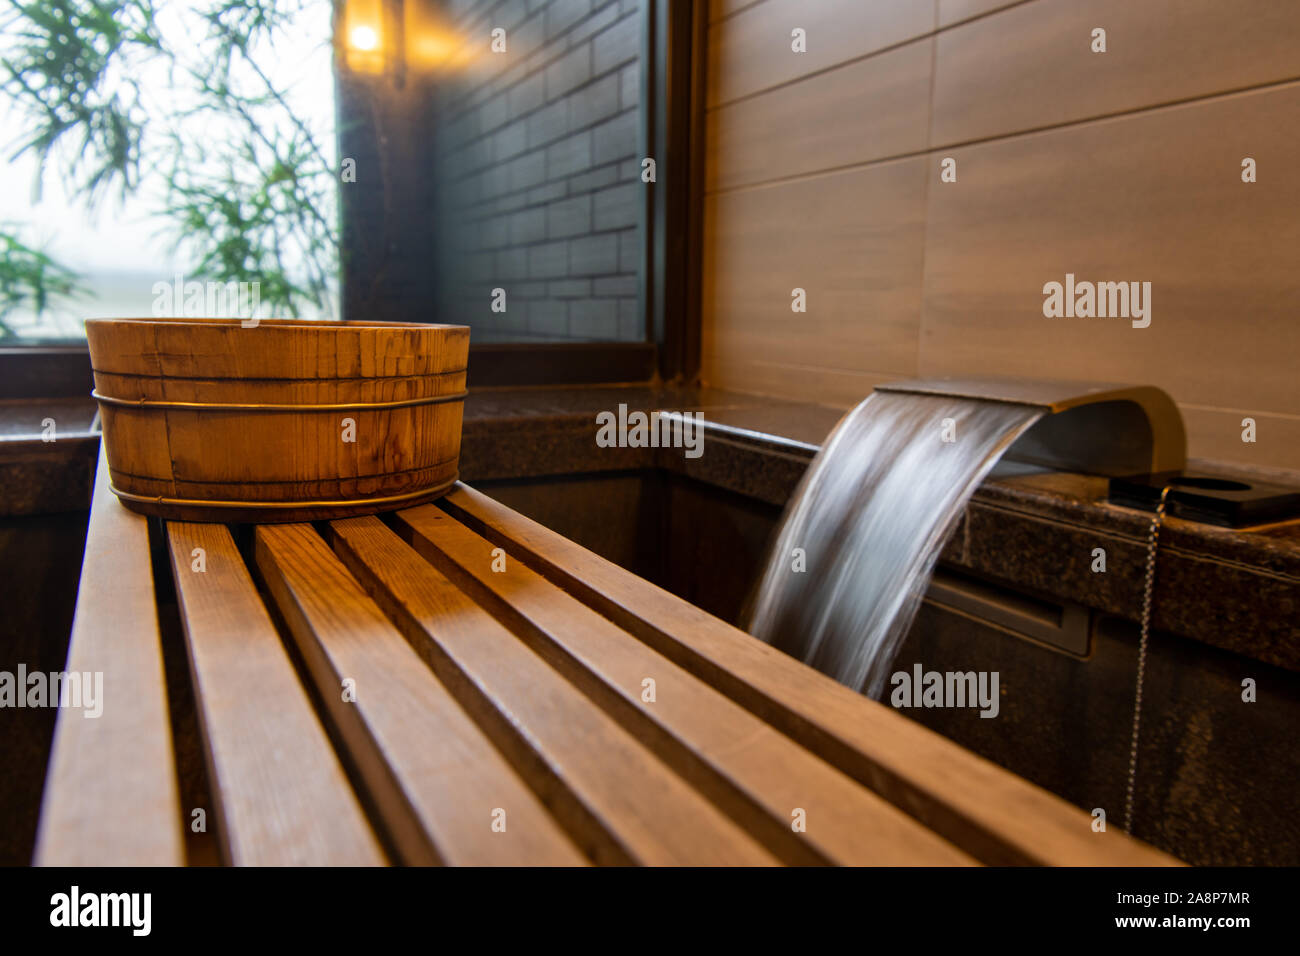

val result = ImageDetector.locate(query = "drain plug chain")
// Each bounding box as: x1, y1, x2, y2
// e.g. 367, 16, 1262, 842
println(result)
1124, 485, 1172, 836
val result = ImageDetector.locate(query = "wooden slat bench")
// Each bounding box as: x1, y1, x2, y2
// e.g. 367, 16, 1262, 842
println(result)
35, 454, 1179, 866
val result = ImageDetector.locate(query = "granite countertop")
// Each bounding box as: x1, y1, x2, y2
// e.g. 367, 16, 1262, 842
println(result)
4, 383, 1296, 670
459, 384, 1300, 672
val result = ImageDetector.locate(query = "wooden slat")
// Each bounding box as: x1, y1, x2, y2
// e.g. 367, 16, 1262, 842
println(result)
166, 522, 385, 866
253, 522, 585, 866
438, 483, 1182, 866
34, 450, 183, 865
931, 0, 1300, 146
394, 503, 976, 866
329, 516, 777, 866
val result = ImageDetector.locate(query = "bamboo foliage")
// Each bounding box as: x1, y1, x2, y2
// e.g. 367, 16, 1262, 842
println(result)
0, 0, 338, 337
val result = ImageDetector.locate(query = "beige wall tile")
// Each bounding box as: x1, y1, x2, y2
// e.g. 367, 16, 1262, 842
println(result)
706, 37, 933, 191
699, 352, 894, 408
701, 1, 1300, 472
932, 0, 1300, 146
703, 157, 929, 400
938, 0, 1026, 29
1179, 407, 1300, 472
919, 84, 1300, 437
706, 0, 935, 107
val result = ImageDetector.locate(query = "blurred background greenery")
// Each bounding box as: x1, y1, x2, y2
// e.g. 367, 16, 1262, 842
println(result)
0, 0, 340, 340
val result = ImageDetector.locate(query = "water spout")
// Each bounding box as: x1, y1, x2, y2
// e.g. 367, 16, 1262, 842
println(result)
748, 378, 1187, 699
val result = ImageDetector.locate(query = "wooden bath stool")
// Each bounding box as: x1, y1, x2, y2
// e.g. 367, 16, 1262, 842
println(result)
34, 453, 1180, 866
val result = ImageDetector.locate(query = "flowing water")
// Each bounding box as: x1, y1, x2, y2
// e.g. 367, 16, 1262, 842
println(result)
748, 391, 1045, 699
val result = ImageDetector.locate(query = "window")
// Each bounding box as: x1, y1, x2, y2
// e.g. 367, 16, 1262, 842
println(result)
0, 0, 704, 389
0, 0, 339, 343
430, 0, 646, 344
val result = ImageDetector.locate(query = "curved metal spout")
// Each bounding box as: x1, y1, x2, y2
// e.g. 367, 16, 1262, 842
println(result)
873, 377, 1186, 477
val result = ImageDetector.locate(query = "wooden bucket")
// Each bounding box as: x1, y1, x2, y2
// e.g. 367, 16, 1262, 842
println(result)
86, 317, 469, 522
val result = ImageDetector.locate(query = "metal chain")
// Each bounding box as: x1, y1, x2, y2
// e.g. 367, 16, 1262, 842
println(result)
1124, 485, 1172, 836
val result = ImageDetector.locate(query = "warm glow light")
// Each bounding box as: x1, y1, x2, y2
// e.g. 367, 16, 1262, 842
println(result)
341, 0, 467, 77
341, 0, 384, 72
407, 30, 457, 70
349, 24, 379, 52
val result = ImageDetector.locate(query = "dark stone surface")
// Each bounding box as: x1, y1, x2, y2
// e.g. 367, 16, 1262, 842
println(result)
0, 397, 100, 517
473, 470, 667, 584
0, 511, 89, 864
896, 604, 1300, 866
663, 474, 781, 625
460, 384, 1300, 672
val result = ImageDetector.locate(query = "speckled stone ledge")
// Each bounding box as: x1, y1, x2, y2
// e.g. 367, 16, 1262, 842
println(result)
0, 398, 100, 516
952, 475, 1299, 673
461, 385, 1300, 672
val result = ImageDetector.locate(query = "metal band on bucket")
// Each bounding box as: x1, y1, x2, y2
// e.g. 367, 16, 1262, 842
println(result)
91, 390, 468, 412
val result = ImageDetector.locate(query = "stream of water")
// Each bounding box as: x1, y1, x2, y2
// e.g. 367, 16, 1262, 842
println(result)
748, 391, 1045, 699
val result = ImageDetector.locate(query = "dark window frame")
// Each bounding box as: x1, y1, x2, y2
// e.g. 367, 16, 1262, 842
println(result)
4, 0, 706, 397
642, 0, 705, 385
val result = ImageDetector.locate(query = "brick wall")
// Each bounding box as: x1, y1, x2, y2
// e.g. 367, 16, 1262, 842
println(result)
433, 0, 644, 342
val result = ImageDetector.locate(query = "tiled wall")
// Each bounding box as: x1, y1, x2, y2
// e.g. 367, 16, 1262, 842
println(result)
432, 0, 644, 343
701, 0, 1300, 472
